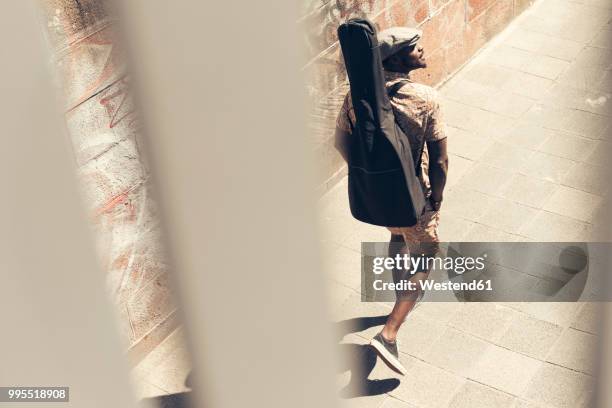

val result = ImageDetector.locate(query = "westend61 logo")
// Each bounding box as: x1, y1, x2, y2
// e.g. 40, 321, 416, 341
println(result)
372, 253, 487, 275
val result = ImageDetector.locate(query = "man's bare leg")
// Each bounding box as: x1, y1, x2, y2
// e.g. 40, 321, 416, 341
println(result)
381, 271, 427, 341
380, 235, 434, 342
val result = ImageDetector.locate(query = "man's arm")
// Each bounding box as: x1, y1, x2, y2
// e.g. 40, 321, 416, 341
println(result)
334, 127, 351, 163
426, 138, 448, 211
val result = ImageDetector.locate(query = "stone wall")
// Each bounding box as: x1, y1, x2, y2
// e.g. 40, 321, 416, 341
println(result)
302, 0, 534, 191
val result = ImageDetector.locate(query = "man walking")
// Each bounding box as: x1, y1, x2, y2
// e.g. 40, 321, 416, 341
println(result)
334, 27, 449, 375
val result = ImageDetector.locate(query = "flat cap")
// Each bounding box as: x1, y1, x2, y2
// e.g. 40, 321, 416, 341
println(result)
378, 27, 422, 60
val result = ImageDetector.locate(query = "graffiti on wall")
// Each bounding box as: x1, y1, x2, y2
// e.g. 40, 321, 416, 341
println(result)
41, 0, 176, 349
99, 77, 139, 130
301, 0, 383, 61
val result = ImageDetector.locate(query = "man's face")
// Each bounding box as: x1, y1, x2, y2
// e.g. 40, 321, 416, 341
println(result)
386, 42, 427, 72
405, 42, 427, 69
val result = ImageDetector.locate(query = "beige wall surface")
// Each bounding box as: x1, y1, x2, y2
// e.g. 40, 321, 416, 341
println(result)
116, 0, 339, 406
0, 2, 140, 406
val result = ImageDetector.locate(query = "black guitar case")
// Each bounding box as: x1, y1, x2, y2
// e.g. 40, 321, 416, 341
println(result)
337, 18, 426, 227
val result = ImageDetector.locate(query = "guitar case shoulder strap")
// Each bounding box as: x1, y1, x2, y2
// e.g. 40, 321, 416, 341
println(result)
387, 80, 427, 176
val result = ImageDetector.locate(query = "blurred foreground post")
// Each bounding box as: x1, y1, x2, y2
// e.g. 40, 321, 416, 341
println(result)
115, 0, 338, 407
0, 1, 139, 407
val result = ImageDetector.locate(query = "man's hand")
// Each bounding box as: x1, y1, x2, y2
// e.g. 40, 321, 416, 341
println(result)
429, 197, 442, 211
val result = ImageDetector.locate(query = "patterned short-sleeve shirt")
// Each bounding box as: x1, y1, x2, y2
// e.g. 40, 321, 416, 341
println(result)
335, 70, 447, 194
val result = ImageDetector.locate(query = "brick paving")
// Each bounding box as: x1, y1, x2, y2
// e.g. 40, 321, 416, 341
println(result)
319, 0, 610, 407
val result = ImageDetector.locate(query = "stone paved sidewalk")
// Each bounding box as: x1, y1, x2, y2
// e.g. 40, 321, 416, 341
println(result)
319, 0, 610, 407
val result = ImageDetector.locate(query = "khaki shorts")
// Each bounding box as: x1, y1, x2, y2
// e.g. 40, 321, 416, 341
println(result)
387, 207, 440, 255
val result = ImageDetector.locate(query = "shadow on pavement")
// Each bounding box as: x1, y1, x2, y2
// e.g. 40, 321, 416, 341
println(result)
141, 392, 192, 408
140, 372, 194, 408
140, 316, 399, 405
334, 315, 400, 398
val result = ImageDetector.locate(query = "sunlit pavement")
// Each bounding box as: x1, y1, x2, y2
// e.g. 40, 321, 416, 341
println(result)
319, 0, 609, 406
